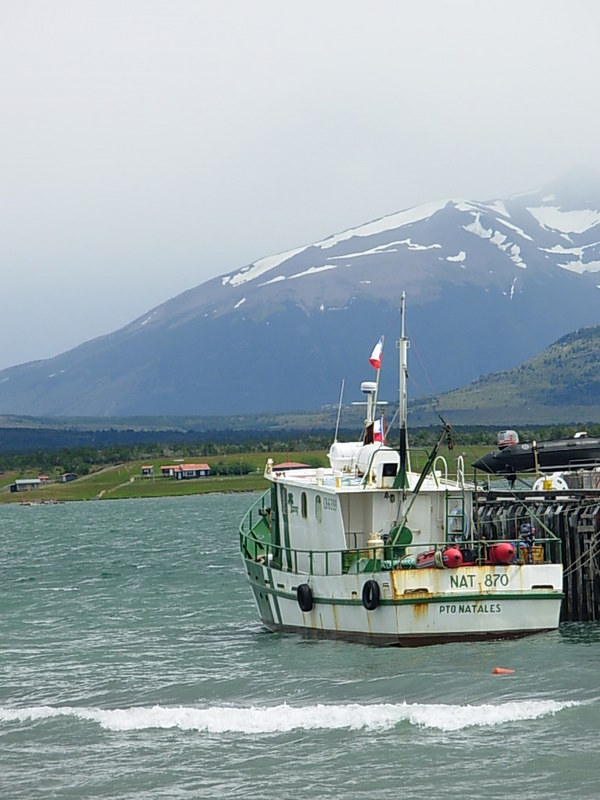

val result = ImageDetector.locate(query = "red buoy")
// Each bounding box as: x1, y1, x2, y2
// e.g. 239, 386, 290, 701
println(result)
442, 547, 463, 568
492, 667, 515, 675
416, 547, 464, 569
488, 542, 516, 565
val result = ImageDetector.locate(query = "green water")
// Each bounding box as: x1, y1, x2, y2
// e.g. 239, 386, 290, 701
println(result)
1, 495, 599, 799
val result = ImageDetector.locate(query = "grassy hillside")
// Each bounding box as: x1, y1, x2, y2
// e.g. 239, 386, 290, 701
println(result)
410, 326, 600, 425
0, 445, 494, 504
0, 450, 329, 504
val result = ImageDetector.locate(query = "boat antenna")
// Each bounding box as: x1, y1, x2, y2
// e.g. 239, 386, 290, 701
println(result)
333, 378, 345, 442
397, 292, 410, 487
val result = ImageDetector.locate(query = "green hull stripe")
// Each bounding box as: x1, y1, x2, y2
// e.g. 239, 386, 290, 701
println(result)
264, 566, 283, 624
249, 583, 564, 608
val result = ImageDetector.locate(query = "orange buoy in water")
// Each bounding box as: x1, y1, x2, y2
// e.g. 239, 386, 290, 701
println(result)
492, 667, 515, 675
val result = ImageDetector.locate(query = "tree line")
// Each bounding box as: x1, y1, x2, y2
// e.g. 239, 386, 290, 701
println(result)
2, 424, 598, 477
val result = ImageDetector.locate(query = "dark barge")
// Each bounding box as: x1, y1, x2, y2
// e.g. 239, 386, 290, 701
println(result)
473, 431, 600, 476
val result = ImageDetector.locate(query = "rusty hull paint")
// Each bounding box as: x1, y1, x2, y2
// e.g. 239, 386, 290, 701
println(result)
390, 564, 554, 600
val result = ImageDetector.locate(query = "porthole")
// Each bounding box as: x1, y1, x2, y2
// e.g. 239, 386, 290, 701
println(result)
315, 495, 322, 523
301, 492, 308, 519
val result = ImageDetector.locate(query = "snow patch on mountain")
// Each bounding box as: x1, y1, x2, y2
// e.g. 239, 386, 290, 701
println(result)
260, 275, 286, 286
527, 206, 600, 234
402, 239, 443, 251
490, 231, 508, 248
140, 312, 158, 327
314, 199, 450, 250
225, 246, 307, 287
290, 265, 338, 280
558, 259, 600, 274
463, 213, 493, 239
540, 244, 585, 256
222, 199, 452, 288
499, 277, 520, 299
464, 212, 528, 269
454, 200, 479, 212
510, 244, 526, 268
538, 243, 600, 274
496, 218, 533, 241
328, 242, 403, 259
447, 251, 466, 262
485, 200, 510, 217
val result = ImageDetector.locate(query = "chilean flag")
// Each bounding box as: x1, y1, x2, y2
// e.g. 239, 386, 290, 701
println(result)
374, 417, 385, 443
369, 337, 383, 370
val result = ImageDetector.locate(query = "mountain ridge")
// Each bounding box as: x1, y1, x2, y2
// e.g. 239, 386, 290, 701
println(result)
1, 168, 600, 416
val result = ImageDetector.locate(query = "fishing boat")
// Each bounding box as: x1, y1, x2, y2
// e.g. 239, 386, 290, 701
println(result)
472, 429, 600, 475
239, 294, 564, 646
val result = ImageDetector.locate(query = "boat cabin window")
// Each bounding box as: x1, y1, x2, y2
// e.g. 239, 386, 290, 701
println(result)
382, 463, 398, 478
301, 492, 308, 519
315, 495, 322, 523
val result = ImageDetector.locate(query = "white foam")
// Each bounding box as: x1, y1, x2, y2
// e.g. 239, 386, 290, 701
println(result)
0, 699, 579, 734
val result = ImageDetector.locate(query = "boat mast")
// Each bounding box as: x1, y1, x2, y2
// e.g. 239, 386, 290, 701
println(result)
397, 292, 410, 487
333, 379, 345, 442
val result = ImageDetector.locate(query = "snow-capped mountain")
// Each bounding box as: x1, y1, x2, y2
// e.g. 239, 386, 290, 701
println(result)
1, 169, 600, 416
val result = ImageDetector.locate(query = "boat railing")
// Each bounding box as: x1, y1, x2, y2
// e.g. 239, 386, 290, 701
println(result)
410, 449, 471, 489
432, 455, 446, 487
239, 490, 272, 561
240, 527, 562, 577
240, 490, 562, 576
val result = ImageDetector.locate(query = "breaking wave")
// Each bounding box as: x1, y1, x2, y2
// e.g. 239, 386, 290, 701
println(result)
0, 699, 579, 734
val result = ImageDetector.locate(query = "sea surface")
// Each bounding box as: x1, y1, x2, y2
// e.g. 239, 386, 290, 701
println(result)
1, 493, 599, 799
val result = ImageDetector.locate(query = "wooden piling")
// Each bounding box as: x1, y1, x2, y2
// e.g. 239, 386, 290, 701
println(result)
477, 490, 600, 623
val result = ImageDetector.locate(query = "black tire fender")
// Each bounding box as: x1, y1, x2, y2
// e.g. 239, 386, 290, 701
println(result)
297, 583, 314, 612
362, 579, 380, 611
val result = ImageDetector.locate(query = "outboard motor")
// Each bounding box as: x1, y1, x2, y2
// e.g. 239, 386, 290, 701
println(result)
498, 430, 519, 449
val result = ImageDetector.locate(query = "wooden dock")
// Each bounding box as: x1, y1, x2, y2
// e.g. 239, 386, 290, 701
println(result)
476, 489, 600, 622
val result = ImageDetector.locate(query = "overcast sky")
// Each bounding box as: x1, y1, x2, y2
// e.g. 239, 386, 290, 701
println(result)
1, 0, 599, 370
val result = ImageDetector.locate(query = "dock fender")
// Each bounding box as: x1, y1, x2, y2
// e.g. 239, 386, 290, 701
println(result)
297, 583, 314, 612
362, 579, 380, 611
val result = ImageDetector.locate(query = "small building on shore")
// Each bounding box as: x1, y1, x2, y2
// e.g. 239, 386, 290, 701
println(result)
11, 478, 42, 492
160, 463, 210, 479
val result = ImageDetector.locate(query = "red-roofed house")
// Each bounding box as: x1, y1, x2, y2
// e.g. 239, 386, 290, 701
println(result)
161, 463, 210, 479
